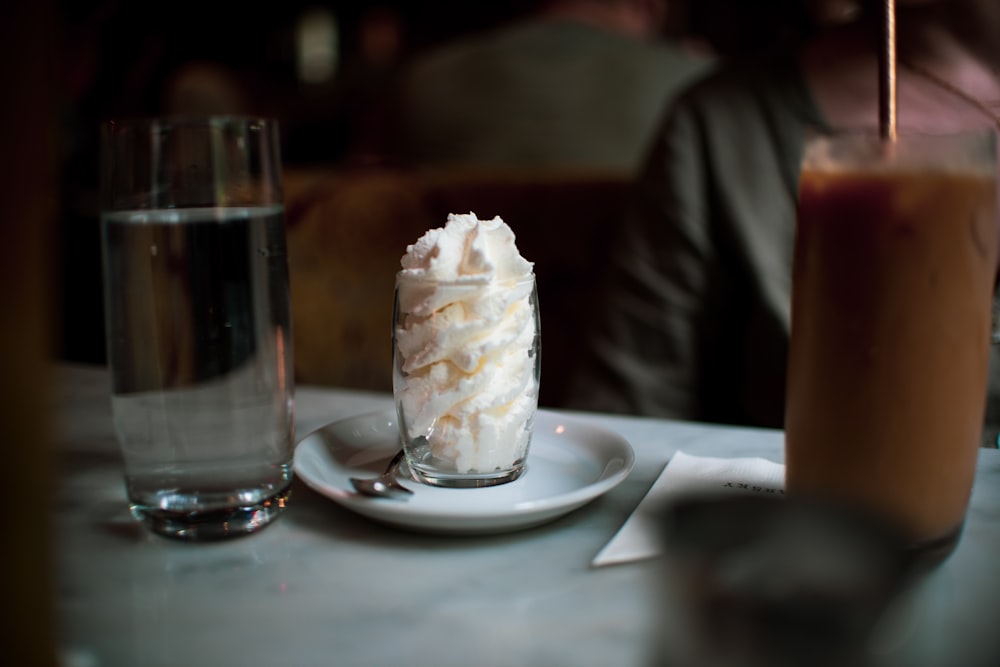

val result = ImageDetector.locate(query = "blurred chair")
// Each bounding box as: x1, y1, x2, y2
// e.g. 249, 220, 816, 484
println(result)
284, 166, 629, 408
398, 0, 711, 175
285, 167, 436, 393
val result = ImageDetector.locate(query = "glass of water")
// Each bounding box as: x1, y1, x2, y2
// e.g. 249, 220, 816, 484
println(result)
100, 116, 294, 540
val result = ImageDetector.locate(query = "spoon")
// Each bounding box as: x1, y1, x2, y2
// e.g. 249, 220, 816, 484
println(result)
349, 449, 413, 499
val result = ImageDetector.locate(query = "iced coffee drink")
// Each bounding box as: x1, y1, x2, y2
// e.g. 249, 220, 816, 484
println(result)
785, 131, 998, 565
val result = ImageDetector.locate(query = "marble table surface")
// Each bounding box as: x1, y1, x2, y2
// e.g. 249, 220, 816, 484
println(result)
53, 363, 1000, 667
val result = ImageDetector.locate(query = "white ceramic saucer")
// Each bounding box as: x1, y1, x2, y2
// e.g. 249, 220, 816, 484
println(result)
293, 409, 635, 535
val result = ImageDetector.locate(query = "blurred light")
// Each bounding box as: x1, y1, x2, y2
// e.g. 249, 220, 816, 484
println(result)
296, 7, 339, 85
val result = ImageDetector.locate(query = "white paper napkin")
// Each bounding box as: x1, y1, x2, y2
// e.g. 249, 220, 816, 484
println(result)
592, 450, 785, 567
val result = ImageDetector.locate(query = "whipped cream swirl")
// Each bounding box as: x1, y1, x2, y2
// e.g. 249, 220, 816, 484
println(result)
394, 213, 539, 474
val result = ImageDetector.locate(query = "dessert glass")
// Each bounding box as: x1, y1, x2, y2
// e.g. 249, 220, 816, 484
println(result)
392, 274, 541, 487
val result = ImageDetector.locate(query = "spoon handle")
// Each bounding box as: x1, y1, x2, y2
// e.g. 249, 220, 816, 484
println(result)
349, 449, 413, 499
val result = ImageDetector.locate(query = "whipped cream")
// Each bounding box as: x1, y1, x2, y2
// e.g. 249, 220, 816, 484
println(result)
394, 213, 539, 474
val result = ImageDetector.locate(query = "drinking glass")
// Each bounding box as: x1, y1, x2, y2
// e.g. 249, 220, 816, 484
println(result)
785, 129, 998, 567
651, 496, 913, 667
100, 116, 294, 540
392, 274, 541, 487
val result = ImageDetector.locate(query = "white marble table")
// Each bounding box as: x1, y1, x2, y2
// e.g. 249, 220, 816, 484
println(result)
54, 364, 1000, 667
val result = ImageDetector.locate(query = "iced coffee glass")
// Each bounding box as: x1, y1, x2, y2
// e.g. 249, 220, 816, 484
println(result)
785, 129, 998, 567
392, 274, 541, 488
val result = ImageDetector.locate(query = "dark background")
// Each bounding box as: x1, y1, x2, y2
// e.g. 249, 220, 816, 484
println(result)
49, 0, 819, 366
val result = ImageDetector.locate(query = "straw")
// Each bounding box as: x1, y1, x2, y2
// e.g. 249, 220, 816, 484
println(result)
879, 0, 898, 141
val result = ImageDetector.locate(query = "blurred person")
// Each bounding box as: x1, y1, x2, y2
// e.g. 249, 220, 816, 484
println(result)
398, 0, 712, 173
161, 60, 249, 116
568, 0, 1000, 440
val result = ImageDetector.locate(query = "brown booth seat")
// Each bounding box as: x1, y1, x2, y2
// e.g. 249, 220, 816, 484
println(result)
284, 166, 630, 409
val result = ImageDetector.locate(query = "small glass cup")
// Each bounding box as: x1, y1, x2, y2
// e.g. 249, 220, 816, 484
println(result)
392, 273, 541, 487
